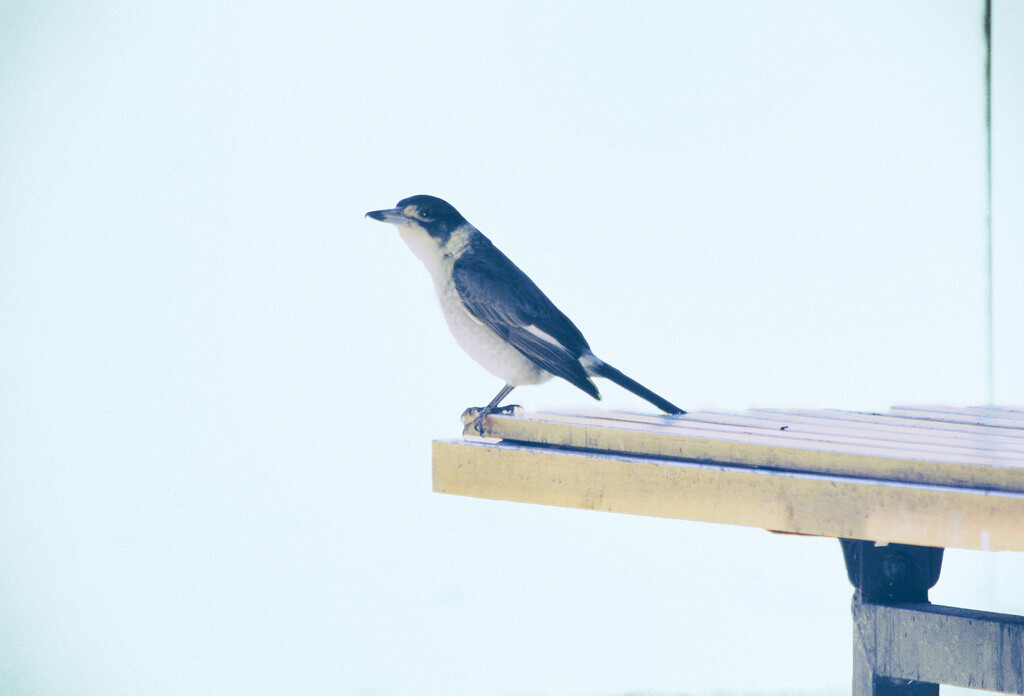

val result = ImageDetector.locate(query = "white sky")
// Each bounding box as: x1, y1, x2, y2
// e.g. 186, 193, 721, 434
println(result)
2, 2, 1022, 695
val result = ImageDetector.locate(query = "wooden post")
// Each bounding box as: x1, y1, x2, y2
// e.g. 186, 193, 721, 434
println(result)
840, 540, 944, 696
852, 602, 1024, 692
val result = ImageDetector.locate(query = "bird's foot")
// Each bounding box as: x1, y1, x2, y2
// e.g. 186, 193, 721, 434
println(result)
461, 404, 523, 435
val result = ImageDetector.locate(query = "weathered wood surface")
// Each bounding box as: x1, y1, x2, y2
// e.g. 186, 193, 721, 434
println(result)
854, 602, 1024, 693
433, 406, 1024, 551
460, 406, 1024, 493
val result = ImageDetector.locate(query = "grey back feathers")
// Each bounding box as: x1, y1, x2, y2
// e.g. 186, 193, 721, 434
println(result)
452, 235, 600, 399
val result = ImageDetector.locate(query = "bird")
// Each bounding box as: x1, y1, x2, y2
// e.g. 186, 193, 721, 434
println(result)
365, 195, 685, 433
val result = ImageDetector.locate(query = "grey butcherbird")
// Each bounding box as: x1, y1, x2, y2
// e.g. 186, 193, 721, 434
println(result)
366, 195, 685, 433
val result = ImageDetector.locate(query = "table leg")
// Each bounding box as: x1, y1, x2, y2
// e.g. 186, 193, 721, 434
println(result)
839, 539, 944, 696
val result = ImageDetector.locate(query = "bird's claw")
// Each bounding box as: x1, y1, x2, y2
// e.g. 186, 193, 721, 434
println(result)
461, 404, 523, 435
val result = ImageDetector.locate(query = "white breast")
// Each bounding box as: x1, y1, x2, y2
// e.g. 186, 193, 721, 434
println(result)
435, 276, 550, 386
401, 225, 551, 387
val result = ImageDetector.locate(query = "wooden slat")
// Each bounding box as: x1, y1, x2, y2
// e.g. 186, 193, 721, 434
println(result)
951, 406, 1024, 423
489, 411, 1024, 464
736, 408, 1024, 444
695, 410, 1024, 454
896, 405, 1024, 420
466, 411, 1024, 494
752, 408, 1024, 441
855, 602, 1024, 693
889, 405, 1024, 429
433, 439, 1024, 552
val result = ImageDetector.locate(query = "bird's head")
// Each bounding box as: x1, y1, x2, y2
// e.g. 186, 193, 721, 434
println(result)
365, 195, 467, 246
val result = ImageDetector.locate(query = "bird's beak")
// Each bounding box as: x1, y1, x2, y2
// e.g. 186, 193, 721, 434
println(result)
365, 207, 407, 224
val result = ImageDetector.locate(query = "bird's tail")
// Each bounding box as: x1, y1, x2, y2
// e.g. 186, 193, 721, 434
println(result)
585, 357, 686, 415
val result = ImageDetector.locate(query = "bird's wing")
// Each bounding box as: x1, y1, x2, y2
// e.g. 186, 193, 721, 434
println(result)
452, 243, 599, 399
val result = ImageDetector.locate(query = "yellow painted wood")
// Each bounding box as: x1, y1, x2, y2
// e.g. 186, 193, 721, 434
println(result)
463, 410, 1024, 494
434, 407, 1024, 549
433, 439, 1024, 552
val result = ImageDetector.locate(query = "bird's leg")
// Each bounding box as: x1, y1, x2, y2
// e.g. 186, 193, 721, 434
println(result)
465, 383, 515, 435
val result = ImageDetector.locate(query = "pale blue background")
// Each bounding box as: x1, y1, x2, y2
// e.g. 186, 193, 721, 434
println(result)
2, 2, 1022, 695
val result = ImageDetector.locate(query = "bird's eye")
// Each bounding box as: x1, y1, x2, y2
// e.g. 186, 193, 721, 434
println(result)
418, 207, 433, 220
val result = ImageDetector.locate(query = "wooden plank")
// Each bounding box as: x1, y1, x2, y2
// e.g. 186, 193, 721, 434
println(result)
855, 602, 1024, 693
481, 412, 1024, 467
954, 406, 1024, 423
754, 408, 1024, 441
889, 406, 1024, 429
433, 440, 1024, 551
695, 410, 1024, 454
720, 409, 1024, 447
852, 607, 938, 696
895, 406, 1024, 422
467, 412, 1024, 494
482, 411, 1024, 463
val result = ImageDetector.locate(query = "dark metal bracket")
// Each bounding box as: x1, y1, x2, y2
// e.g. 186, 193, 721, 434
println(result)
840, 538, 944, 605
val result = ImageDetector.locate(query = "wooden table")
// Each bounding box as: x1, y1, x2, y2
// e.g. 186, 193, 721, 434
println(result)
433, 405, 1024, 695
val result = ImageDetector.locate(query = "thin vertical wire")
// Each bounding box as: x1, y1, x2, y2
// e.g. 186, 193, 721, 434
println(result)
984, 0, 994, 404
